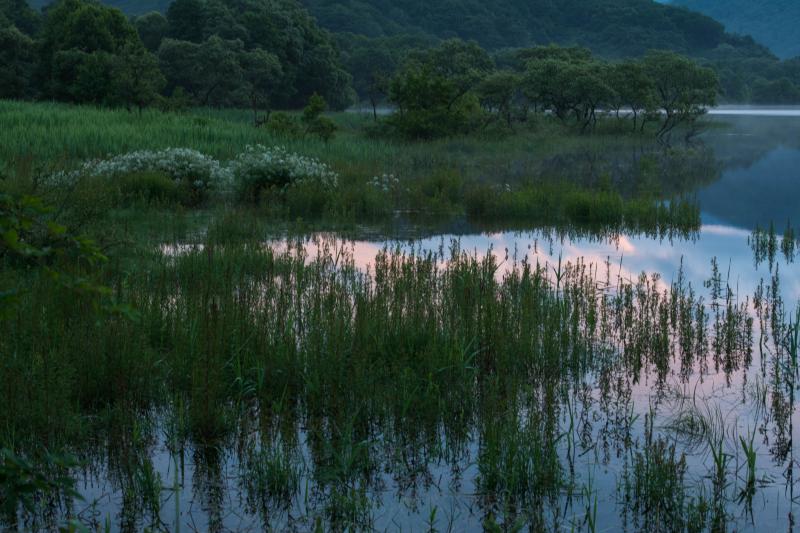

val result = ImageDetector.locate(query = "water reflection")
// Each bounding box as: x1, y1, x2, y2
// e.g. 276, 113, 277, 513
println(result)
697, 114, 800, 229
90, 218, 800, 532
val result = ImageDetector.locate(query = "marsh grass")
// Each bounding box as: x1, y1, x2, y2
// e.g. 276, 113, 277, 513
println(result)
2, 206, 787, 530
1, 100, 706, 230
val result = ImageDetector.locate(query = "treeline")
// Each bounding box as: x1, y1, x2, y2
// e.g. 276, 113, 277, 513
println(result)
0, 0, 353, 111
382, 41, 718, 139
19, 0, 800, 105
0, 0, 720, 140
320, 0, 800, 105
7, 0, 800, 109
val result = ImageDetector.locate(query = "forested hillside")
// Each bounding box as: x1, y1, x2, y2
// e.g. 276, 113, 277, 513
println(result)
12, 0, 800, 104
304, 0, 743, 57
26, 0, 771, 57
669, 0, 800, 59
307, 0, 800, 103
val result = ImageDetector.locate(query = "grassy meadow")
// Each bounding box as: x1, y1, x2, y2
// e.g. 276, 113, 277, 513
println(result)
0, 100, 706, 233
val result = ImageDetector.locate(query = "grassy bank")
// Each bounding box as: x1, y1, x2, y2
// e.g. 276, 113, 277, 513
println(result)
0, 100, 707, 234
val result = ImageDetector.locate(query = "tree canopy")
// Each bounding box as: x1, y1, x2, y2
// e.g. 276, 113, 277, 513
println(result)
386, 41, 717, 139
9, 0, 800, 108
11, 0, 354, 109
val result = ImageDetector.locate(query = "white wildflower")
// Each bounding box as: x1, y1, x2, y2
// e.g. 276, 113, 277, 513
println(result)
229, 145, 339, 195
44, 148, 231, 191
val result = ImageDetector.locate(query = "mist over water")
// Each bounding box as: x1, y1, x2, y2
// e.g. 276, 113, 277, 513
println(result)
697, 111, 800, 228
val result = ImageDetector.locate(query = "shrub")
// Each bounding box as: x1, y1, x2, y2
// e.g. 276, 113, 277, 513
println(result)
301, 93, 337, 143
229, 145, 338, 204
266, 112, 301, 138
48, 148, 230, 205
115, 171, 183, 206
284, 180, 330, 218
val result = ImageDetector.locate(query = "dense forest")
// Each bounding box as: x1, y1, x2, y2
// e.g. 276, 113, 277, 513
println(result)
303, 0, 800, 103
668, 0, 800, 60
6, 0, 800, 108
3, 0, 354, 109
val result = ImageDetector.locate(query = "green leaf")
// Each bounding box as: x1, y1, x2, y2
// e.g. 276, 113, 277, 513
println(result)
2, 229, 19, 248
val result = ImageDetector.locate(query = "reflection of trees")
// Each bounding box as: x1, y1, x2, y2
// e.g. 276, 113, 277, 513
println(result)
536, 142, 721, 199
703, 115, 800, 172
696, 116, 800, 228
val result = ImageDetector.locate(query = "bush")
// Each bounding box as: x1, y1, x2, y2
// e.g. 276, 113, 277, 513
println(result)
115, 171, 183, 206
229, 145, 339, 205
284, 181, 330, 218
301, 93, 338, 142
386, 97, 483, 140
48, 148, 230, 205
266, 112, 301, 138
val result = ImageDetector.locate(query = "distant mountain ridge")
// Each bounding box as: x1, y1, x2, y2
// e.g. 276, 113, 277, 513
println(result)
666, 0, 800, 59
29, 0, 171, 15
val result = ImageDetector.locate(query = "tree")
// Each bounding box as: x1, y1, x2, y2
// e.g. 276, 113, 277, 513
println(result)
606, 61, 657, 131
301, 93, 337, 142
643, 50, 718, 138
166, 0, 206, 42
157, 38, 202, 99
751, 77, 800, 104
388, 64, 477, 139
37, 0, 144, 103
164, 0, 354, 109
195, 36, 244, 106
345, 42, 396, 120
0, 0, 40, 35
294, 43, 354, 111
515, 45, 592, 67
0, 25, 36, 99
522, 59, 580, 120
50, 49, 117, 104
158, 36, 245, 107
387, 39, 491, 138
112, 43, 165, 112
135, 11, 168, 52
408, 39, 494, 110
568, 61, 614, 132
477, 71, 521, 127
241, 48, 282, 126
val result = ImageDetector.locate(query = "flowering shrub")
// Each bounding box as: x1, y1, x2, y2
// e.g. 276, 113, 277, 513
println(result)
45, 145, 340, 208
84, 148, 230, 185
368, 174, 400, 193
229, 145, 339, 203
48, 148, 231, 205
